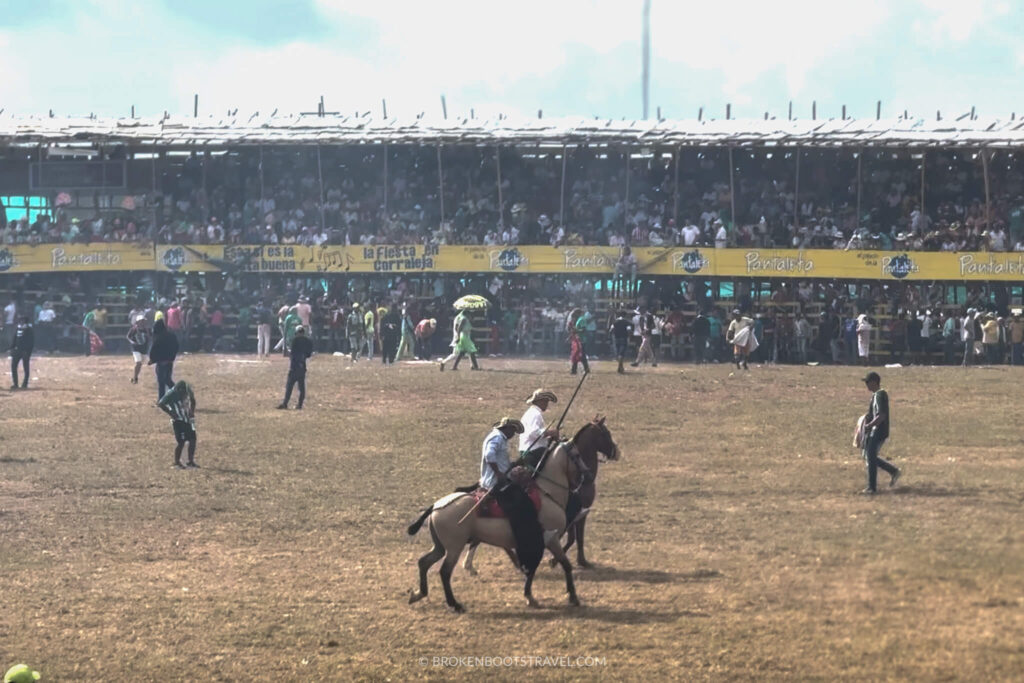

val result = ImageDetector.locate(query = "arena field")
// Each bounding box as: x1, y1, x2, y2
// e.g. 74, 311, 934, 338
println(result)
0, 354, 1022, 681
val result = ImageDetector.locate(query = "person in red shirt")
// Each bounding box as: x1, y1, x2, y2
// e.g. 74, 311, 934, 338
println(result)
414, 318, 436, 360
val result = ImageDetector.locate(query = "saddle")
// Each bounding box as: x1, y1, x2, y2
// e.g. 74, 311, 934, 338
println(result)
473, 481, 542, 519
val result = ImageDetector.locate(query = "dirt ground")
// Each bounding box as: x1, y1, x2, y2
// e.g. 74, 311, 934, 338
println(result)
0, 352, 1022, 681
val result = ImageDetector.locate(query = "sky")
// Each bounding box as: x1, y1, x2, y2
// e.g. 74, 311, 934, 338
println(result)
0, 0, 1022, 122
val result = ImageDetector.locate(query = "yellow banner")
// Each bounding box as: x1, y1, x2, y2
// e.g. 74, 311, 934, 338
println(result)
0, 243, 154, 273
6, 243, 1024, 281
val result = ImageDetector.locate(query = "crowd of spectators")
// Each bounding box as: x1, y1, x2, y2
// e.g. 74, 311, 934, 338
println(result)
4, 146, 1024, 252
4, 268, 1020, 369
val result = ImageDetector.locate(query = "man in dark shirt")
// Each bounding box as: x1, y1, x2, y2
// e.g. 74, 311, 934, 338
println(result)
609, 309, 634, 374
10, 315, 34, 390
277, 325, 314, 410
148, 318, 180, 400
860, 372, 901, 494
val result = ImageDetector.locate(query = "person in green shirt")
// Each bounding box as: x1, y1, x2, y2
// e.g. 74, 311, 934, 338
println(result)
157, 379, 198, 469
82, 307, 96, 356
282, 309, 300, 355
439, 309, 479, 371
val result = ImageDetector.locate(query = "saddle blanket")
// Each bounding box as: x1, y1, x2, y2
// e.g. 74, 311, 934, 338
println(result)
474, 485, 542, 519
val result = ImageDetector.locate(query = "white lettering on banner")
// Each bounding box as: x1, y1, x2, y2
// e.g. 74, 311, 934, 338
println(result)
744, 251, 814, 274
959, 253, 1024, 277
562, 249, 616, 270
51, 247, 122, 268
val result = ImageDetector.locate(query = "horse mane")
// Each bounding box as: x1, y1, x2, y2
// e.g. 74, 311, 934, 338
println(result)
571, 414, 607, 444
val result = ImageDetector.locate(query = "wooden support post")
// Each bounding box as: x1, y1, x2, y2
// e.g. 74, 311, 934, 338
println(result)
495, 146, 503, 228
856, 148, 863, 230
794, 147, 800, 229
624, 151, 631, 232
383, 144, 389, 215
437, 145, 445, 223
982, 149, 991, 229
673, 146, 680, 228
559, 145, 567, 230
729, 146, 736, 229
316, 144, 326, 232
920, 150, 926, 220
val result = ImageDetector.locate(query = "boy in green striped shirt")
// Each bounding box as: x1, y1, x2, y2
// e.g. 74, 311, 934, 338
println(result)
157, 380, 198, 469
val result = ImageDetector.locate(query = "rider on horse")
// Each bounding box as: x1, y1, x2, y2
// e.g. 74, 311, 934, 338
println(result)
481, 417, 545, 574
519, 389, 559, 470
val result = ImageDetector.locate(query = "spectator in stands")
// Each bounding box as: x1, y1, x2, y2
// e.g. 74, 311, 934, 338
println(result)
613, 246, 637, 297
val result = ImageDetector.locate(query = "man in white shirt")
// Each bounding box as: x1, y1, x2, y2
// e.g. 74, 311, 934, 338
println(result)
519, 389, 559, 467
682, 222, 701, 245
714, 221, 728, 248
36, 301, 56, 353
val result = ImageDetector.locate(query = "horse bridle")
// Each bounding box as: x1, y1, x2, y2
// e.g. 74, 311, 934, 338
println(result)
532, 436, 588, 495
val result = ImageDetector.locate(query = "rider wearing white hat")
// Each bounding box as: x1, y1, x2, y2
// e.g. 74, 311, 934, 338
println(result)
519, 389, 559, 467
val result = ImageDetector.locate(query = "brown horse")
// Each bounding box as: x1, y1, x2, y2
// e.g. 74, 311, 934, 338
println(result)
462, 418, 621, 574
406, 418, 619, 612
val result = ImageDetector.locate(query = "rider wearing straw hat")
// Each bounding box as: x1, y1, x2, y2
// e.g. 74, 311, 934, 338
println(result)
480, 416, 544, 573
519, 389, 559, 468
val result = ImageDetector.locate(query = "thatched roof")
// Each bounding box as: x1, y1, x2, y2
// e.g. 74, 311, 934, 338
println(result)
3, 113, 1024, 149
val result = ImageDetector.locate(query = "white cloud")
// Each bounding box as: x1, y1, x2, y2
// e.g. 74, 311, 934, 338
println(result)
914, 0, 1011, 42
0, 0, 1016, 120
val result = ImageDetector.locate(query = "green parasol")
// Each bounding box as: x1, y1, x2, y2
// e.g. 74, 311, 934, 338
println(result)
452, 295, 491, 311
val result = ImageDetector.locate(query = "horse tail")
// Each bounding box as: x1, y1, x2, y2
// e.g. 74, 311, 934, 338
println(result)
407, 505, 434, 536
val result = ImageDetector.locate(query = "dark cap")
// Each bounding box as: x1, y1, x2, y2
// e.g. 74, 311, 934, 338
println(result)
862, 371, 881, 384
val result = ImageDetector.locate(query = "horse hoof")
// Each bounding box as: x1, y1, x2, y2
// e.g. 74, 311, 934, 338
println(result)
568, 596, 581, 607
466, 568, 478, 577
526, 598, 540, 608
577, 560, 593, 569
409, 591, 425, 604
448, 602, 465, 613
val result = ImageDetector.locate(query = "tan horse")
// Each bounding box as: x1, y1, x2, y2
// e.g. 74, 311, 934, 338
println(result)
407, 418, 619, 612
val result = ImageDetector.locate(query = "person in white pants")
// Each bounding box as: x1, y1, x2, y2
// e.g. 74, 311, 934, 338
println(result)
257, 322, 271, 357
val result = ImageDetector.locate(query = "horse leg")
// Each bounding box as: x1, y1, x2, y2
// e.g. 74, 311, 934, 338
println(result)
551, 522, 577, 568
462, 541, 479, 576
562, 521, 577, 555
546, 535, 580, 607
439, 551, 465, 613
409, 519, 445, 604
523, 567, 539, 608
575, 515, 592, 568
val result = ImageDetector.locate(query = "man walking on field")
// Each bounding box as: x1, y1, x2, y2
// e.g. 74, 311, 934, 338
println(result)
858, 371, 901, 494
277, 325, 314, 410
126, 314, 151, 384
157, 379, 198, 469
